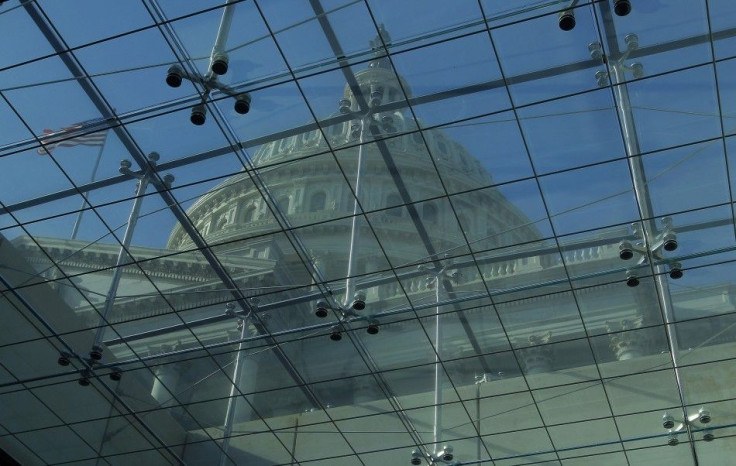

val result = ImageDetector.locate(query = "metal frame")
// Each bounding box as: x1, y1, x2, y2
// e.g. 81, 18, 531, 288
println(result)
3, 1, 733, 464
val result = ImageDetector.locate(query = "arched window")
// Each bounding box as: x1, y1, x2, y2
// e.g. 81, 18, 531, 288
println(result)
309, 191, 327, 212
328, 121, 347, 142
303, 130, 320, 144
200, 221, 211, 236
215, 214, 227, 230
258, 142, 276, 162
279, 136, 296, 153
423, 203, 438, 223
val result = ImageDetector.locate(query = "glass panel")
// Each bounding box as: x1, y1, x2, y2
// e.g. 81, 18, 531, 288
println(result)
73, 28, 186, 115
626, 66, 721, 154
0, 337, 78, 381
126, 106, 234, 162
484, 241, 570, 304
453, 179, 555, 254
263, 0, 374, 72
70, 417, 163, 458
354, 315, 438, 371
335, 138, 446, 210
575, 276, 665, 334
548, 418, 622, 459
0, 148, 77, 205
299, 66, 363, 121
368, 0, 485, 50
538, 159, 640, 236
533, 381, 612, 424
360, 449, 420, 466
616, 408, 678, 451
436, 111, 535, 187
519, 89, 626, 175
220, 80, 316, 146
411, 79, 512, 129
717, 60, 736, 140
444, 350, 526, 399
490, 3, 601, 106
656, 206, 736, 271
192, 430, 294, 465
275, 423, 355, 462
104, 449, 176, 466
0, 390, 61, 432
603, 369, 682, 416
524, 338, 600, 390
31, 379, 122, 425
626, 444, 696, 466
0, 97, 34, 150
396, 33, 501, 99
0, 292, 48, 344
337, 412, 416, 453
497, 291, 587, 351
670, 263, 736, 325
589, 325, 672, 379
167, 0, 288, 81
167, 163, 248, 213
11, 195, 94, 238
0, 5, 57, 69
6, 85, 105, 149
675, 313, 736, 370
481, 0, 577, 27
679, 358, 736, 405
642, 141, 729, 218
40, 1, 152, 47
257, 151, 354, 228
483, 428, 556, 464
694, 433, 736, 465
15, 426, 98, 463
278, 331, 371, 384
157, 1, 221, 19
464, 390, 543, 435
709, 0, 736, 59
562, 452, 628, 466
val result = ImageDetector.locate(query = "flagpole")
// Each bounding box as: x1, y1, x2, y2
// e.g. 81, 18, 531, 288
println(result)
71, 131, 109, 240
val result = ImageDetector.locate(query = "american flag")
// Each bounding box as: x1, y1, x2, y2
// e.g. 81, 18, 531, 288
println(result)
37, 118, 109, 155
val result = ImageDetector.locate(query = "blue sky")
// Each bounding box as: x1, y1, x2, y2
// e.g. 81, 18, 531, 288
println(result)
0, 0, 734, 287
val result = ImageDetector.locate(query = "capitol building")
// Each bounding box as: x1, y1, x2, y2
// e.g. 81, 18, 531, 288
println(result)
9, 47, 731, 466
1, 2, 735, 465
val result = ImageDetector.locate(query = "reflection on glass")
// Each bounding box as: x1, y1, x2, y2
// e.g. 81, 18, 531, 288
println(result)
547, 418, 621, 459
628, 65, 720, 154
3, 4, 736, 465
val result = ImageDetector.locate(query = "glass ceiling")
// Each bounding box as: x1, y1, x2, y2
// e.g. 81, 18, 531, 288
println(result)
1, 0, 736, 465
